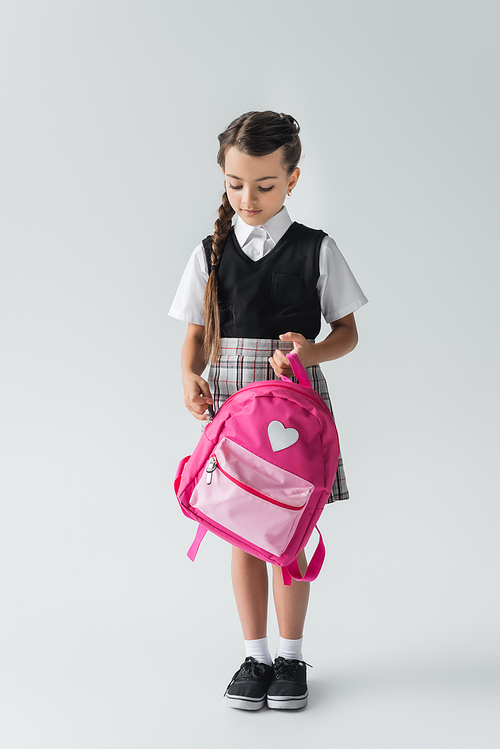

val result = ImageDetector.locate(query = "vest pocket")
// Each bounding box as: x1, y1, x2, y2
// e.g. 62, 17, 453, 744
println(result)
271, 273, 304, 306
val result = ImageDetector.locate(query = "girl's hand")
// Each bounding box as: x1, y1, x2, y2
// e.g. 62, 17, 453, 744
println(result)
183, 374, 214, 421
268, 332, 314, 377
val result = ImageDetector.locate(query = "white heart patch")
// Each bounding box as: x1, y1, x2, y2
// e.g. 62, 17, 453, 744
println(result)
267, 421, 299, 452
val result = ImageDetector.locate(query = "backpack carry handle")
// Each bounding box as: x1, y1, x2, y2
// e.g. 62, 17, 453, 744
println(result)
280, 351, 312, 389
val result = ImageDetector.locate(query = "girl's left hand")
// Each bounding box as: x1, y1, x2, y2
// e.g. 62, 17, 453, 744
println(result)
268, 332, 314, 377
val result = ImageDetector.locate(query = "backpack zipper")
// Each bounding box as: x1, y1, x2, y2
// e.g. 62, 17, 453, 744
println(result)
205, 456, 306, 511
211, 379, 334, 420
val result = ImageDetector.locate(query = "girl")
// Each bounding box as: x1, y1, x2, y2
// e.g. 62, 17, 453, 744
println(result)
169, 111, 367, 710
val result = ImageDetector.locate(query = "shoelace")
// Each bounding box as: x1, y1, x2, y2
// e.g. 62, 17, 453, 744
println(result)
224, 657, 268, 695
273, 656, 312, 681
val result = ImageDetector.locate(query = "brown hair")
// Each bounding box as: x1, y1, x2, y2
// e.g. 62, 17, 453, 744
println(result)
203, 111, 302, 362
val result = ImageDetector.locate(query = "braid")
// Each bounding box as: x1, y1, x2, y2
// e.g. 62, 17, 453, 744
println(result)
212, 190, 235, 263
202, 190, 235, 362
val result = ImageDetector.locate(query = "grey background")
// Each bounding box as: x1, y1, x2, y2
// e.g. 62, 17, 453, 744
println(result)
1, 1, 499, 747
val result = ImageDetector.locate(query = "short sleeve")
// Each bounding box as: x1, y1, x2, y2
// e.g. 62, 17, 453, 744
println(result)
168, 244, 209, 325
318, 236, 368, 323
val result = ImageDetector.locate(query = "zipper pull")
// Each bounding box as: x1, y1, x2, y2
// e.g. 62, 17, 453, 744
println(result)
206, 456, 217, 485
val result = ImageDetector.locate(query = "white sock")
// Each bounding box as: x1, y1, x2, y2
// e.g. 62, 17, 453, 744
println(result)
275, 636, 303, 661
244, 637, 273, 666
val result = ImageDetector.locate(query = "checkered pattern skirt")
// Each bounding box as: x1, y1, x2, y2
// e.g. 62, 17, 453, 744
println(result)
207, 338, 349, 503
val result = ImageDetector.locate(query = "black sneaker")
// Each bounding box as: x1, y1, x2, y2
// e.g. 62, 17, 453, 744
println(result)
225, 657, 274, 710
267, 657, 310, 709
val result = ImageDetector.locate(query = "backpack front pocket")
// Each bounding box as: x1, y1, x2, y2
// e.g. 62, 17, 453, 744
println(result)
190, 438, 313, 556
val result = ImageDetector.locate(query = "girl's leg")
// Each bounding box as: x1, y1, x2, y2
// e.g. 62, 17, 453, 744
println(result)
226, 547, 273, 710
271, 550, 310, 639
231, 546, 269, 639
267, 551, 310, 710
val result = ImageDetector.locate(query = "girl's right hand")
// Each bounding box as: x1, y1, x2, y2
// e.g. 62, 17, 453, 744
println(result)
183, 374, 214, 421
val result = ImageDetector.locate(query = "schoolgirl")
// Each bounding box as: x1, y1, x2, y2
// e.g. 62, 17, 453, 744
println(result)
169, 111, 367, 710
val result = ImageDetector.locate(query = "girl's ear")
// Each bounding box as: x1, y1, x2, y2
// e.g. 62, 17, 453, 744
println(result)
288, 167, 300, 193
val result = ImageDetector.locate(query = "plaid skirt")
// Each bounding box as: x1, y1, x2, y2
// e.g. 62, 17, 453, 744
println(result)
207, 338, 349, 503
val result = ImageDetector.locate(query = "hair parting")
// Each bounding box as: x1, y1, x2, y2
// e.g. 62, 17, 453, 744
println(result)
203, 111, 302, 362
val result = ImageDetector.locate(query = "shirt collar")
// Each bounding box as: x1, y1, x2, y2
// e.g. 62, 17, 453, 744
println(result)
233, 206, 293, 248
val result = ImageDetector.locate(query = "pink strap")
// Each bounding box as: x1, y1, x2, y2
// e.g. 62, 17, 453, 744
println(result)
280, 351, 312, 389
187, 524, 207, 561
284, 527, 325, 582
281, 566, 292, 586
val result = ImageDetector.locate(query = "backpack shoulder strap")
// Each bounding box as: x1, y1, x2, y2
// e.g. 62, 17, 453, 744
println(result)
282, 526, 325, 584
187, 524, 207, 561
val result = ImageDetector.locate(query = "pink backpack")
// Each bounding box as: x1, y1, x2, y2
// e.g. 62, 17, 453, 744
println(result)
174, 352, 339, 585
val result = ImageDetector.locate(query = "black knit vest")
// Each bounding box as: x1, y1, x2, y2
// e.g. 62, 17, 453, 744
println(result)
203, 222, 326, 339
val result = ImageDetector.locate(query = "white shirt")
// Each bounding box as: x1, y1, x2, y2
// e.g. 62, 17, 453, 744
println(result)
169, 207, 368, 326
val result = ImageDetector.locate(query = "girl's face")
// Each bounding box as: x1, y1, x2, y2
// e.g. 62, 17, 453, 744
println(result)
222, 146, 300, 226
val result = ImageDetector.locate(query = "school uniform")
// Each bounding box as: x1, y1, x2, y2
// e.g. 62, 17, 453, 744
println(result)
169, 206, 368, 502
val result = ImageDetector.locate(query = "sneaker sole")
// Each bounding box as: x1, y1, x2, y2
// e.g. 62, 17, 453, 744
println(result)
226, 694, 267, 710
267, 690, 309, 710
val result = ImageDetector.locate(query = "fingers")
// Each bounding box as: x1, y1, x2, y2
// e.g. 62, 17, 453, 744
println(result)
279, 331, 307, 347
269, 333, 315, 375
269, 359, 292, 378
196, 379, 213, 402
188, 397, 213, 421
184, 377, 214, 421
277, 333, 314, 369
187, 395, 213, 421
268, 348, 293, 377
